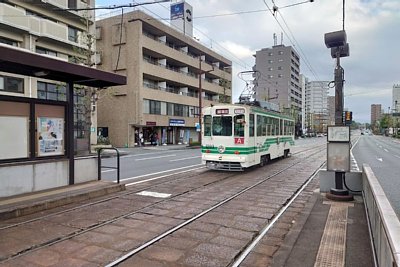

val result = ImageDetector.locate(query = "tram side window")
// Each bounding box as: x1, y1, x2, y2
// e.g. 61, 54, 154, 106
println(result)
271, 117, 279, 135
249, 114, 254, 137
234, 115, 245, 137
204, 115, 212, 136
257, 115, 268, 136
213, 116, 232, 136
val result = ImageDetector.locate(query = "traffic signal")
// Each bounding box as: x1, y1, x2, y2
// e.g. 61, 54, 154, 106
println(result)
344, 111, 352, 125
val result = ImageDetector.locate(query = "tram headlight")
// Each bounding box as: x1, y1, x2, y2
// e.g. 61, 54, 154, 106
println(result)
217, 145, 225, 154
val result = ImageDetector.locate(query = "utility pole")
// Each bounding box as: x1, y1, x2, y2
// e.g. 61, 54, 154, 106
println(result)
198, 57, 202, 144
197, 56, 214, 145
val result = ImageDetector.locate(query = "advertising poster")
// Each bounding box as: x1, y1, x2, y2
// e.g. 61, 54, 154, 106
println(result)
170, 2, 184, 20
37, 117, 64, 156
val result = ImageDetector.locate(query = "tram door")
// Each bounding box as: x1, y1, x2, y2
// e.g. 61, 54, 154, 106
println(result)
248, 114, 256, 164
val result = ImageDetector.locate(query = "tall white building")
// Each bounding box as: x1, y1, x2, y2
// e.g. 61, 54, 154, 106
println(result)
393, 84, 400, 113
305, 81, 329, 133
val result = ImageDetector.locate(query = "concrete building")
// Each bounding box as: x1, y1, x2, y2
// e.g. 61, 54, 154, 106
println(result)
393, 84, 400, 113
328, 96, 335, 126
0, 0, 97, 154
371, 104, 382, 128
253, 44, 302, 113
304, 81, 329, 133
95, 10, 232, 147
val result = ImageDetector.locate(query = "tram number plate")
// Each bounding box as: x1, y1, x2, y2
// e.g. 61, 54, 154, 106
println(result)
234, 137, 244, 144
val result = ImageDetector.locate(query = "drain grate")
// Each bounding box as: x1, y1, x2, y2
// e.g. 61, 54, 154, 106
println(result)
314, 202, 353, 267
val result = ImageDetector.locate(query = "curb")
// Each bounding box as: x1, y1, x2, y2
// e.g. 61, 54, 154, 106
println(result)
0, 183, 125, 220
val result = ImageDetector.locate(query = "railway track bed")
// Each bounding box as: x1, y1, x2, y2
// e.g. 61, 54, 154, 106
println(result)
0, 147, 326, 266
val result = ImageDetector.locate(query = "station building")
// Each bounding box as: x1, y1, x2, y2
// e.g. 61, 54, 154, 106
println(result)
0, 0, 98, 154
0, 0, 126, 197
95, 9, 232, 147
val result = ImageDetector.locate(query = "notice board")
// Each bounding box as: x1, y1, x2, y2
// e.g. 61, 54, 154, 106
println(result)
0, 116, 29, 160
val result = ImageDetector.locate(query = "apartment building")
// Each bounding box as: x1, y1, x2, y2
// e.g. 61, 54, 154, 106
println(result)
0, 0, 96, 154
304, 81, 329, 133
95, 10, 232, 147
393, 84, 400, 113
371, 104, 382, 127
253, 44, 302, 112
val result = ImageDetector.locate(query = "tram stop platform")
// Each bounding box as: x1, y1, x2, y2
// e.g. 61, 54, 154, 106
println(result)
0, 181, 125, 220
272, 191, 374, 267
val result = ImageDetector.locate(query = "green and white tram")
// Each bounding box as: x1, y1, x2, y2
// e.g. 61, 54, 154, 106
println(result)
201, 104, 295, 171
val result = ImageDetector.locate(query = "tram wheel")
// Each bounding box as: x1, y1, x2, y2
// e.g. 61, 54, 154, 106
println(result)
259, 155, 267, 167
284, 149, 289, 158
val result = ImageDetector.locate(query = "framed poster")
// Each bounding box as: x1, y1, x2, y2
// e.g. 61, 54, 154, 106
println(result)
37, 117, 64, 156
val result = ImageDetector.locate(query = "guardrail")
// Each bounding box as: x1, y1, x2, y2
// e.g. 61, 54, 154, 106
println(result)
363, 164, 400, 267
97, 147, 120, 184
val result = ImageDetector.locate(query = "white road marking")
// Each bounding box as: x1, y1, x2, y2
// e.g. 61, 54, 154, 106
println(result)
125, 166, 205, 186
117, 164, 203, 183
169, 156, 201, 162
136, 191, 171, 198
120, 151, 182, 159
135, 154, 176, 161
376, 157, 383, 162
384, 148, 389, 152
395, 155, 400, 159
101, 169, 115, 173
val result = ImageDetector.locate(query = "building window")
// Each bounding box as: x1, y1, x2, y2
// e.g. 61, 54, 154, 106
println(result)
36, 47, 57, 57
0, 75, 24, 94
278, 74, 283, 78
174, 104, 184, 116
149, 100, 161, 114
37, 82, 66, 101
167, 103, 174, 115
68, 26, 79, 43
268, 67, 273, 71
278, 59, 284, 62
278, 66, 283, 70
268, 52, 273, 56
268, 60, 273, 64
278, 51, 283, 55
0, 37, 18, 46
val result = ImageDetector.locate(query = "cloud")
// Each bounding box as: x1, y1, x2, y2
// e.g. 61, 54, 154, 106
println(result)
95, 0, 399, 123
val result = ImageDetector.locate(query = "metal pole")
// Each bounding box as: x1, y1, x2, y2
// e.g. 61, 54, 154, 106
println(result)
67, 82, 75, 185
198, 57, 202, 145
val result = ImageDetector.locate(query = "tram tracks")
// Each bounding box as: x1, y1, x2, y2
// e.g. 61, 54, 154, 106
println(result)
105, 146, 326, 266
0, 145, 326, 264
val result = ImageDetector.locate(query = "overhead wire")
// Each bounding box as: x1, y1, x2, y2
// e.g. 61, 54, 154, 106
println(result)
262, 0, 321, 82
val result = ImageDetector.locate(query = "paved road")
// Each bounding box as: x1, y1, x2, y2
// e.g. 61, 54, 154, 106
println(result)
100, 147, 203, 183
100, 137, 327, 183
352, 134, 400, 217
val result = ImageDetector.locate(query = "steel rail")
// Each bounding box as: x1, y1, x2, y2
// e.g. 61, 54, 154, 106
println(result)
105, 147, 326, 266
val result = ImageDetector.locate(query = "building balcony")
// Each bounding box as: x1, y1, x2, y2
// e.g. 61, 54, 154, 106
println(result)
142, 59, 226, 95
0, 3, 90, 48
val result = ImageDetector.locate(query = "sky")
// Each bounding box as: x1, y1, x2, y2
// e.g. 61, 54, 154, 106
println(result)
95, 0, 400, 123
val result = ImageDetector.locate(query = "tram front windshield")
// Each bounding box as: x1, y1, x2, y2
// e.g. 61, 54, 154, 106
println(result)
205, 115, 245, 137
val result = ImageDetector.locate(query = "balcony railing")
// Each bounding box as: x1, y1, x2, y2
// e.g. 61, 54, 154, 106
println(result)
142, 32, 230, 72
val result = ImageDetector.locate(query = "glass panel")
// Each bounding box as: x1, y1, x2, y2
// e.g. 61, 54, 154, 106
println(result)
6, 77, 24, 93
212, 116, 232, 136
249, 114, 254, 137
234, 115, 245, 137
204, 115, 212, 136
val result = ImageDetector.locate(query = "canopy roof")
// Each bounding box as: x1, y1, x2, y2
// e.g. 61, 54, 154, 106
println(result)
0, 45, 126, 87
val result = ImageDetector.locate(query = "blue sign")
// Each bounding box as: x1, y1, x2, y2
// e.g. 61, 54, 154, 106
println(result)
169, 119, 185, 126
171, 2, 184, 20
